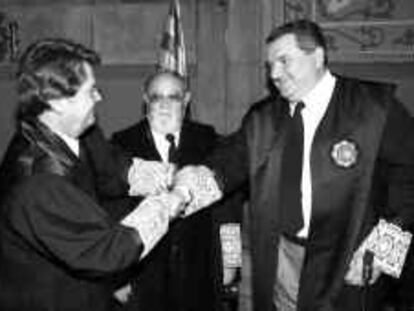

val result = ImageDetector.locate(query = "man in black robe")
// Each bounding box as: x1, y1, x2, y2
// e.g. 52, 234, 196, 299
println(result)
0, 38, 182, 311
172, 20, 414, 311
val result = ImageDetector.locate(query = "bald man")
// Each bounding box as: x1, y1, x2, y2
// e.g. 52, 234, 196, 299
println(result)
111, 70, 243, 311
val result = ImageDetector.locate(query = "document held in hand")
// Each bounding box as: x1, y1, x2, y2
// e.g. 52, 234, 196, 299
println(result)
220, 223, 242, 268
362, 219, 412, 278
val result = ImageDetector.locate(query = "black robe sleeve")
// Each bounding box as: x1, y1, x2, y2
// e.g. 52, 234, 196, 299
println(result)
378, 99, 414, 230
5, 173, 143, 278
204, 122, 249, 195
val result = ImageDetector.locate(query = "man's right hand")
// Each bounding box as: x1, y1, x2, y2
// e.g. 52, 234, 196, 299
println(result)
121, 194, 171, 259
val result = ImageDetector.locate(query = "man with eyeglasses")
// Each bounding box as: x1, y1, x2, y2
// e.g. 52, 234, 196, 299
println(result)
111, 70, 244, 311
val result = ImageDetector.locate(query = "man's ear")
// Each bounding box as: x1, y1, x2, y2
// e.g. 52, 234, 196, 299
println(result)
314, 46, 325, 69
143, 93, 150, 104
183, 91, 191, 107
47, 98, 67, 115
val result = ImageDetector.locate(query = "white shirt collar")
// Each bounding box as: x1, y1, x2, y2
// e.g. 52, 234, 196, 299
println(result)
54, 130, 80, 157
302, 70, 336, 112
151, 129, 181, 163
288, 70, 336, 115
151, 129, 181, 145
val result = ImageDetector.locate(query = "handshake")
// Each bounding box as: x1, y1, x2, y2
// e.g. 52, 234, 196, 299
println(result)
121, 159, 223, 259
127, 158, 223, 219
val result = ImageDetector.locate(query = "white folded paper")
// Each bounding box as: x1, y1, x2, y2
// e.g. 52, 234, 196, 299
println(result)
361, 219, 412, 278
220, 223, 242, 268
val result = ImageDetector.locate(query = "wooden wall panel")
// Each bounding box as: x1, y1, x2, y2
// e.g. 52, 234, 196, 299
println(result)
93, 4, 167, 65
193, 0, 227, 133
0, 77, 16, 156
96, 65, 148, 136
0, 0, 92, 5
92, 1, 196, 65
2, 1, 196, 65
6, 5, 93, 50
225, 0, 264, 133
226, 64, 263, 133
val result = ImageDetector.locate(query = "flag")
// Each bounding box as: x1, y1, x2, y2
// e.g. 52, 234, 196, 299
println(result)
158, 0, 187, 77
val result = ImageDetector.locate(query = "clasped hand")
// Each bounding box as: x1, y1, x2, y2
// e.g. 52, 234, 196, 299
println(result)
116, 163, 221, 304
128, 158, 175, 196
128, 161, 222, 219
127, 159, 190, 219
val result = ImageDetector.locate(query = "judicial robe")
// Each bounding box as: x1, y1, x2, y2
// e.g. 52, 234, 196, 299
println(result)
0, 121, 144, 311
206, 76, 414, 311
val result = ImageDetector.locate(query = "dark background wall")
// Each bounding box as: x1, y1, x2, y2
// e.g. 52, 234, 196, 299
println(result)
0, 0, 413, 160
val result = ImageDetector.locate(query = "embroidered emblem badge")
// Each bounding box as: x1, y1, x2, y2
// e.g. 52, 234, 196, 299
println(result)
330, 139, 358, 168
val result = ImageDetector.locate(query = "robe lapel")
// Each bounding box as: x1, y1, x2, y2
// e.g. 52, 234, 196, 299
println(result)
21, 121, 78, 173
175, 122, 196, 167
298, 78, 388, 310
247, 97, 291, 308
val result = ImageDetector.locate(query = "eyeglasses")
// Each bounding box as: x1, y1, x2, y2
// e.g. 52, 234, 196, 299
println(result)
147, 93, 185, 103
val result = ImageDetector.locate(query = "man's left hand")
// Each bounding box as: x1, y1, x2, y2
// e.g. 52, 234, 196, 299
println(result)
344, 247, 382, 286
113, 283, 132, 304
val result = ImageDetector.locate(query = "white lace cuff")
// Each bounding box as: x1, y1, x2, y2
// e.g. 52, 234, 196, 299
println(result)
121, 195, 169, 259
183, 166, 223, 216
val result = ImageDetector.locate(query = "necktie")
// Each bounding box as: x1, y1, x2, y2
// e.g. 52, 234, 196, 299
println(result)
166, 133, 178, 164
280, 101, 305, 235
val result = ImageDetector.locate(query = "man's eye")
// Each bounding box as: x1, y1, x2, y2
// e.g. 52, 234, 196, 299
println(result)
149, 94, 183, 102
169, 94, 184, 101
280, 57, 288, 65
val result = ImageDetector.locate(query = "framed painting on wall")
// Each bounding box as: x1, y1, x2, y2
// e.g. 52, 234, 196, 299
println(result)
283, 0, 414, 62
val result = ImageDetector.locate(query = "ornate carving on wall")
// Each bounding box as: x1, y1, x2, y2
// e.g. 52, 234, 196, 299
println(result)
284, 0, 414, 62
5, 4, 93, 59
1, 1, 196, 65
0, 11, 18, 63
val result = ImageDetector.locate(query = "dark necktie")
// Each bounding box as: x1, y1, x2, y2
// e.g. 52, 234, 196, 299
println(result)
166, 133, 178, 164
280, 101, 305, 235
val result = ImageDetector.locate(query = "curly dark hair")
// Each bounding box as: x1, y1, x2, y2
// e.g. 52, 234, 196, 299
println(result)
16, 38, 101, 121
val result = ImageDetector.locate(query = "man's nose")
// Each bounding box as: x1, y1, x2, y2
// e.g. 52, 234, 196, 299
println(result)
158, 98, 171, 109
269, 63, 283, 80
93, 89, 103, 102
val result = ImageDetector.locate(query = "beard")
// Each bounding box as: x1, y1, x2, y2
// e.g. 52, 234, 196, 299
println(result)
148, 113, 182, 134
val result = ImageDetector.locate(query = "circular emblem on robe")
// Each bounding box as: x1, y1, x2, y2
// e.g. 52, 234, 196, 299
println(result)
330, 139, 358, 168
